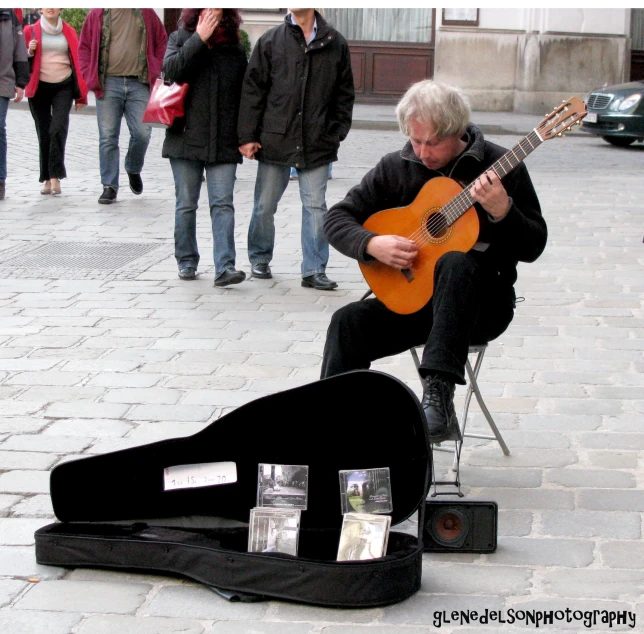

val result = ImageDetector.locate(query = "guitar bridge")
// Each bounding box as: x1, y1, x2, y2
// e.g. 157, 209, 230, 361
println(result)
400, 268, 415, 283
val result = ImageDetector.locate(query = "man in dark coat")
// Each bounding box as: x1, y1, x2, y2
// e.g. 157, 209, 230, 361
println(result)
0, 8, 29, 200
320, 80, 547, 443
238, 8, 354, 290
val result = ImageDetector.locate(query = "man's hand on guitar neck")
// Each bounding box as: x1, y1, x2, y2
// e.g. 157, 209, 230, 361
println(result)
470, 170, 511, 221
366, 235, 418, 269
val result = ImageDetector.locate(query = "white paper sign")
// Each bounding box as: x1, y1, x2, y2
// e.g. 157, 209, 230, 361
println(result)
164, 461, 237, 491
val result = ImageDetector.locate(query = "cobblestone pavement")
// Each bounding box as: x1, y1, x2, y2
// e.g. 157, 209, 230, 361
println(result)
0, 106, 643, 633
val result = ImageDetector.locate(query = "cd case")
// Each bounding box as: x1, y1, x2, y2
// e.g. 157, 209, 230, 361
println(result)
248, 507, 301, 556
257, 463, 309, 510
337, 512, 392, 561
339, 467, 392, 515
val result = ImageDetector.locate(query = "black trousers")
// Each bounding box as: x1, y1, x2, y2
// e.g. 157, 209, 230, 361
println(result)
320, 251, 515, 385
28, 76, 74, 182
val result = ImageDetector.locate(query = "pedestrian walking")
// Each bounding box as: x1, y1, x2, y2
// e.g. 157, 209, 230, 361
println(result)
238, 8, 354, 290
24, 8, 88, 196
162, 8, 247, 287
0, 8, 29, 200
78, 9, 167, 204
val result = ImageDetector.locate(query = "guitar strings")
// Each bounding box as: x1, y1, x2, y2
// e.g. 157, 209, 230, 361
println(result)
402, 131, 542, 247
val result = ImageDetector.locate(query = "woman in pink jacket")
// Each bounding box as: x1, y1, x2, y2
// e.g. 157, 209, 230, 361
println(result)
24, 8, 87, 195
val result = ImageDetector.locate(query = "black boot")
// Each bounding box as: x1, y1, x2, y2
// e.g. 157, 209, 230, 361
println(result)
421, 374, 462, 443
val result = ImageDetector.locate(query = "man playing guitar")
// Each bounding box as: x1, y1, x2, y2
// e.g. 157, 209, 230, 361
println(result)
320, 80, 547, 443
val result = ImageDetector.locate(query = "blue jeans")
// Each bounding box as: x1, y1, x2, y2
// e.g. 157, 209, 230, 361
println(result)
0, 97, 9, 182
95, 76, 152, 189
170, 158, 238, 278
249, 162, 330, 277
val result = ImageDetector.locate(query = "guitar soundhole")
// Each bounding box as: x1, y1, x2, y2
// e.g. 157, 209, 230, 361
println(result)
426, 212, 448, 239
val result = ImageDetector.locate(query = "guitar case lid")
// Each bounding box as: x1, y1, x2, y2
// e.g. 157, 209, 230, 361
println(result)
35, 370, 432, 607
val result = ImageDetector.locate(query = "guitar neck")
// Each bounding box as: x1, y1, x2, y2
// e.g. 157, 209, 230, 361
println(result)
442, 129, 543, 224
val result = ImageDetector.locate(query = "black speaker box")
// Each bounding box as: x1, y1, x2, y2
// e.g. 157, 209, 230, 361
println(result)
423, 500, 497, 553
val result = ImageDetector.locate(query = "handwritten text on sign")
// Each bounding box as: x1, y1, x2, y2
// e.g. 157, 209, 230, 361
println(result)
164, 461, 237, 491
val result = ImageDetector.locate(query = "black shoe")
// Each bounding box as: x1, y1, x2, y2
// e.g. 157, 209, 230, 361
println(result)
98, 186, 117, 204
178, 266, 197, 280
250, 263, 272, 279
127, 172, 143, 195
0, 182, 5, 201
421, 374, 462, 443
214, 268, 246, 287
301, 273, 337, 290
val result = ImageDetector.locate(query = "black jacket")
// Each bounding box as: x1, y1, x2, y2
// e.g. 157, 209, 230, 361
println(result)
324, 124, 547, 290
162, 29, 247, 165
237, 12, 354, 169
0, 9, 29, 99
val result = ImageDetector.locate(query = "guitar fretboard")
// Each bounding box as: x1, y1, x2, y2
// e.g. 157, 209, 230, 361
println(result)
441, 130, 543, 226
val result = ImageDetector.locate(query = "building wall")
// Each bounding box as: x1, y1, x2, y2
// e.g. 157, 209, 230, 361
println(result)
435, 8, 629, 113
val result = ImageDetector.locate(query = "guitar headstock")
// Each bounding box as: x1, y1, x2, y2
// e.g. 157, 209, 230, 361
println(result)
537, 97, 587, 140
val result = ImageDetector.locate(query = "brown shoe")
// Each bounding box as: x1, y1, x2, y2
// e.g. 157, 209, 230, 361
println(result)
41, 181, 52, 195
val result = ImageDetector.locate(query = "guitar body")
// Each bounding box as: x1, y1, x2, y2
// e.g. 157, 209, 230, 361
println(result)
359, 176, 480, 315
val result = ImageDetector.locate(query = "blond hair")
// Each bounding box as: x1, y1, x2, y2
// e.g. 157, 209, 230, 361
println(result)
396, 80, 470, 139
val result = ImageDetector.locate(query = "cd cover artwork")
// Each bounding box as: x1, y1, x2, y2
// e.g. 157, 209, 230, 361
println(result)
248, 508, 301, 556
257, 463, 309, 510
339, 467, 392, 515
337, 512, 392, 561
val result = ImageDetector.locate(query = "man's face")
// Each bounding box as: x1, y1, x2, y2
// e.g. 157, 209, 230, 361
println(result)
408, 119, 464, 171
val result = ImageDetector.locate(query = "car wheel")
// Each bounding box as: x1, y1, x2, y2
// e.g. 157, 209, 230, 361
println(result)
602, 136, 636, 147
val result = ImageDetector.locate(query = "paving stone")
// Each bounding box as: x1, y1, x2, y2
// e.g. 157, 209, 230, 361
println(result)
0, 470, 49, 494
0, 545, 66, 579
542, 569, 644, 600
0, 610, 82, 634
0, 400, 43, 416
126, 422, 207, 444
0, 493, 21, 515
4, 371, 88, 386
77, 615, 206, 634
0, 450, 57, 471
86, 373, 166, 388
578, 489, 644, 512
500, 430, 571, 448
273, 602, 381, 623
545, 469, 635, 489
602, 415, 644, 432
420, 563, 532, 596
144, 585, 268, 620
15, 579, 152, 614
588, 451, 640, 469
0, 434, 93, 453
457, 466, 542, 488
498, 510, 533, 537
470, 488, 574, 510
42, 401, 130, 419
11, 494, 54, 518
101, 387, 182, 405
488, 537, 594, 566
320, 625, 432, 634
538, 398, 622, 416
541, 510, 640, 539
0, 517, 50, 545
43, 418, 133, 438
601, 542, 644, 570
0, 579, 27, 608
468, 447, 578, 468
126, 404, 213, 422
579, 432, 644, 450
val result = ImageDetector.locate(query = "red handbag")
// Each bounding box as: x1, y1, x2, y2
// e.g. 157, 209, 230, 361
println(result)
142, 77, 189, 126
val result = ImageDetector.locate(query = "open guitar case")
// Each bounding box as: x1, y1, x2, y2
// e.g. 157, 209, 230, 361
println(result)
35, 370, 432, 608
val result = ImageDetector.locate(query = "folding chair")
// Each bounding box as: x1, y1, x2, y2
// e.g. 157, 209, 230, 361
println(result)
410, 343, 510, 494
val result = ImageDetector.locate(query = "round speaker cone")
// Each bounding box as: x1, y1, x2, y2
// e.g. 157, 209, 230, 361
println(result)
430, 508, 469, 547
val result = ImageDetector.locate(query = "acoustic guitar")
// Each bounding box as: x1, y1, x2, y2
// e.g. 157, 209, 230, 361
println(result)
359, 97, 587, 315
